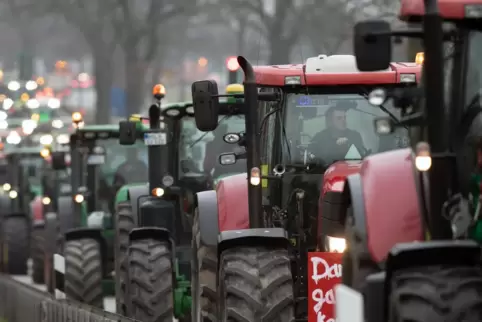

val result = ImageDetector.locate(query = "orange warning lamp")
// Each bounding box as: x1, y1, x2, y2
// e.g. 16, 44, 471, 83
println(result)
72, 112, 83, 123
153, 84, 166, 99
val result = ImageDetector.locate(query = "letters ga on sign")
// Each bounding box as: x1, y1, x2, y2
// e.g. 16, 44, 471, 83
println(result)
308, 252, 343, 322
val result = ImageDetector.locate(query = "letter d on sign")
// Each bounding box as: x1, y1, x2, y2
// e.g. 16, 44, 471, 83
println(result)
307, 252, 343, 322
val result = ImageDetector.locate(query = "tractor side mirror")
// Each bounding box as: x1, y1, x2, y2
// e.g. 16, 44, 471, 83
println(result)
192, 80, 220, 132
52, 152, 67, 170
119, 121, 137, 145
354, 20, 392, 71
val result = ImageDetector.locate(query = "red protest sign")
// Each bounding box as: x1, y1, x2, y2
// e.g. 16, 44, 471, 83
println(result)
308, 252, 343, 322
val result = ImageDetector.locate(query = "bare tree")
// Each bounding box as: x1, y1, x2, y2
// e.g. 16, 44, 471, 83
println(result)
113, 0, 193, 115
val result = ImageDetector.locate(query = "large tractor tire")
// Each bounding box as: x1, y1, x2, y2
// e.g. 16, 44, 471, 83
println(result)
64, 238, 103, 308
3, 216, 29, 275
191, 210, 217, 322
114, 202, 136, 316
218, 246, 295, 322
31, 227, 45, 283
388, 265, 482, 322
125, 238, 174, 322
342, 208, 379, 290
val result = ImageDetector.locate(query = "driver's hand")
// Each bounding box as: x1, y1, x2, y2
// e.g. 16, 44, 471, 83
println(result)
336, 137, 348, 145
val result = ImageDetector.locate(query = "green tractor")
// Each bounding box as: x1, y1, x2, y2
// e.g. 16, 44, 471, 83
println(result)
51, 117, 148, 307
114, 85, 245, 321
0, 146, 45, 274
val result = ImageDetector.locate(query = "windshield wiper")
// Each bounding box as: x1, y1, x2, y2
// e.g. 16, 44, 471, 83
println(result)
361, 93, 403, 127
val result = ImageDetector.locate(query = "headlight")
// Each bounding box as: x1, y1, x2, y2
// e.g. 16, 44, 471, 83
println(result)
74, 194, 84, 203
2, 183, 11, 191
8, 190, 17, 199
42, 197, 51, 205
52, 119, 64, 129
48, 98, 60, 109
0, 111, 7, 121
3, 98, 13, 110
22, 119, 37, 129
0, 121, 8, 130
25, 80, 38, 91
7, 81, 20, 91
40, 134, 53, 145
325, 236, 346, 253
6, 132, 21, 144
162, 175, 174, 187
27, 99, 39, 109
56, 134, 70, 144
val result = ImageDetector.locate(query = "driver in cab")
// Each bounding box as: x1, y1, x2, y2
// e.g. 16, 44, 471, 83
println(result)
308, 103, 367, 161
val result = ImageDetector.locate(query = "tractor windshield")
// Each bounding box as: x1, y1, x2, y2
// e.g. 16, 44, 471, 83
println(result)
260, 87, 410, 167
19, 156, 44, 186
179, 115, 245, 178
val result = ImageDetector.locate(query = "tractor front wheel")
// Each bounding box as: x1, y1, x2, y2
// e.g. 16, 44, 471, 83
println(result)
31, 227, 45, 283
2, 216, 29, 275
114, 202, 136, 316
64, 238, 103, 307
388, 265, 482, 322
218, 246, 295, 322
125, 239, 174, 322
191, 209, 217, 322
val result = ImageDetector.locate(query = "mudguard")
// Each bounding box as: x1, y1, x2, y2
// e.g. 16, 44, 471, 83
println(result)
129, 227, 173, 249
318, 161, 362, 238
196, 190, 219, 247
0, 195, 10, 216
127, 184, 149, 221
344, 149, 423, 263
64, 227, 108, 275
218, 227, 289, 254
57, 196, 75, 233
216, 173, 249, 232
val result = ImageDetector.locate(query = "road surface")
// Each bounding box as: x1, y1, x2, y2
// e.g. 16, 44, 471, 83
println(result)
12, 259, 116, 313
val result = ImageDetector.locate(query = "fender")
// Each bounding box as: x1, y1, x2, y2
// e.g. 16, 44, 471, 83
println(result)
318, 161, 362, 238
30, 196, 44, 227
127, 184, 149, 221
347, 149, 423, 263
216, 173, 249, 232
129, 227, 173, 249
218, 227, 290, 255
0, 195, 10, 216
196, 190, 219, 247
64, 228, 108, 275
57, 196, 75, 234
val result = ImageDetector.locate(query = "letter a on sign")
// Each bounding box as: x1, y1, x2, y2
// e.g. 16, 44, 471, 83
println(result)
308, 252, 343, 322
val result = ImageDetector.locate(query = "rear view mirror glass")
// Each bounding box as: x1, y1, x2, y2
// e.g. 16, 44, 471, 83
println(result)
51, 152, 67, 170
219, 153, 237, 165
192, 80, 220, 132
354, 20, 392, 71
119, 121, 137, 145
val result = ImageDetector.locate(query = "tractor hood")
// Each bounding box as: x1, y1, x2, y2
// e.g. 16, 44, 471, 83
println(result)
322, 160, 362, 195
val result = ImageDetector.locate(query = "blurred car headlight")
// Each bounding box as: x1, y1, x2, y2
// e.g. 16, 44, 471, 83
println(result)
48, 98, 60, 109
27, 99, 40, 109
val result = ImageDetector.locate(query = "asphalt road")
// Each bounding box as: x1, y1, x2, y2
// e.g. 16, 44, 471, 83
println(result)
12, 259, 116, 313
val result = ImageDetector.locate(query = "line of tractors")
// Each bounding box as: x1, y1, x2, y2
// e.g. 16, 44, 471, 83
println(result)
1, 0, 480, 320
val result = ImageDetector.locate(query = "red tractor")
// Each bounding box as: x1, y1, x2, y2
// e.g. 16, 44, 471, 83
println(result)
190, 54, 420, 321
334, 0, 482, 321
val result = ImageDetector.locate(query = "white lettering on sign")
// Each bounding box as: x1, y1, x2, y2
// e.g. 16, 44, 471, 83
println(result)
311, 257, 342, 284
310, 256, 342, 322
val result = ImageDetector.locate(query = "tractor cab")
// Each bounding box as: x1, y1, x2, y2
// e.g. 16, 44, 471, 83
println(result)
69, 120, 148, 225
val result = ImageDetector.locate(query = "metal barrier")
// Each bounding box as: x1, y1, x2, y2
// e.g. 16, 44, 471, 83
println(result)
0, 274, 138, 322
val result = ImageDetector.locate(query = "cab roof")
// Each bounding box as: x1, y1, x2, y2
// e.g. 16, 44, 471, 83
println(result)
253, 54, 421, 86
4, 146, 43, 155
78, 124, 119, 132
400, 0, 482, 21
